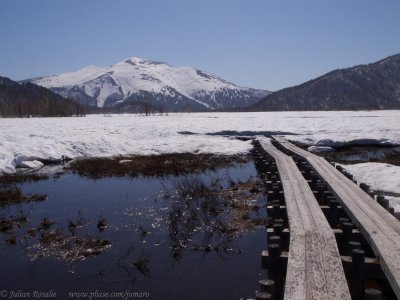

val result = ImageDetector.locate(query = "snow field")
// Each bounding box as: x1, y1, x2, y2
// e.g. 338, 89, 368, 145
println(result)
1, 111, 400, 205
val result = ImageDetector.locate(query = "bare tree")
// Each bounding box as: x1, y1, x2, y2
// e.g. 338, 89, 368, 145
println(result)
143, 97, 150, 116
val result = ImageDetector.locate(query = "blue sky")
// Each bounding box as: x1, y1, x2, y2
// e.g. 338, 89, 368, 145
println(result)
1, 0, 399, 90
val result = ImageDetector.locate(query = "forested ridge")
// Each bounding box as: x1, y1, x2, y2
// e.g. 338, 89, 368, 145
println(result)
0, 76, 85, 117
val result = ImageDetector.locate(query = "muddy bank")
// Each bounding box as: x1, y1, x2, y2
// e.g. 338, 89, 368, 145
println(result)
290, 140, 400, 166
0, 172, 49, 207
66, 153, 248, 179
0, 174, 49, 185
320, 146, 400, 166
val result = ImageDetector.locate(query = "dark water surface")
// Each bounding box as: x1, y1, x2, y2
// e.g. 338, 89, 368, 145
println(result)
0, 162, 266, 299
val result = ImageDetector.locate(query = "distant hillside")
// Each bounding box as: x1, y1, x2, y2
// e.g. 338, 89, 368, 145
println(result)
252, 54, 400, 111
0, 76, 85, 117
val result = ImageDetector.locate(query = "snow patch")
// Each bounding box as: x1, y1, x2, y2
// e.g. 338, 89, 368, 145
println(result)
341, 162, 400, 195
11, 155, 45, 170
385, 196, 400, 213
119, 160, 132, 164
19, 160, 44, 169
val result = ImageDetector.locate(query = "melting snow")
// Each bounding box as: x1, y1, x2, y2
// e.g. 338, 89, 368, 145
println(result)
342, 162, 400, 212
1, 111, 400, 177
342, 163, 400, 195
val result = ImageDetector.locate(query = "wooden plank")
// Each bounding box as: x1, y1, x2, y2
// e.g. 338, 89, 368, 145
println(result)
277, 137, 400, 229
278, 138, 400, 240
258, 137, 350, 300
276, 137, 400, 298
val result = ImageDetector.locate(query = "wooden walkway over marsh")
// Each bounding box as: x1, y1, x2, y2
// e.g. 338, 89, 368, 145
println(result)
275, 137, 400, 299
258, 137, 350, 300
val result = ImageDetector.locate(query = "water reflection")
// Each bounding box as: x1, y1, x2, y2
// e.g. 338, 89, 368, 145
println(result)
0, 161, 266, 299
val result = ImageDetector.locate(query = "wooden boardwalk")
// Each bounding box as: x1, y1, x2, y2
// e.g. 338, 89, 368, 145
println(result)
258, 137, 350, 300
276, 137, 400, 299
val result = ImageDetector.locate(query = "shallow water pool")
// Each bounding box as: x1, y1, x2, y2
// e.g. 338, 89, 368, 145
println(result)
0, 161, 267, 299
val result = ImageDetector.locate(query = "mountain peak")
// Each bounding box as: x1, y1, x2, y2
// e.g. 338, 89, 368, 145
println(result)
28, 57, 270, 111
123, 56, 169, 67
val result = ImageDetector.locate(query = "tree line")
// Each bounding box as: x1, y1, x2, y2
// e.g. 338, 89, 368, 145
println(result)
96, 97, 168, 116
0, 77, 86, 118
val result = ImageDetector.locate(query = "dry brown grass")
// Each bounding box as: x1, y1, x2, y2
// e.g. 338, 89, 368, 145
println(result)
0, 173, 48, 207
165, 175, 267, 258
319, 146, 400, 166
35, 229, 111, 261
66, 153, 248, 179
220, 180, 268, 232
375, 151, 400, 166
0, 215, 28, 233
26, 215, 111, 262
0, 174, 48, 185
0, 188, 47, 206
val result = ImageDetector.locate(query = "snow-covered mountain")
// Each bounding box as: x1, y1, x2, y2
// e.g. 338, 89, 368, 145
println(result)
29, 57, 270, 111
